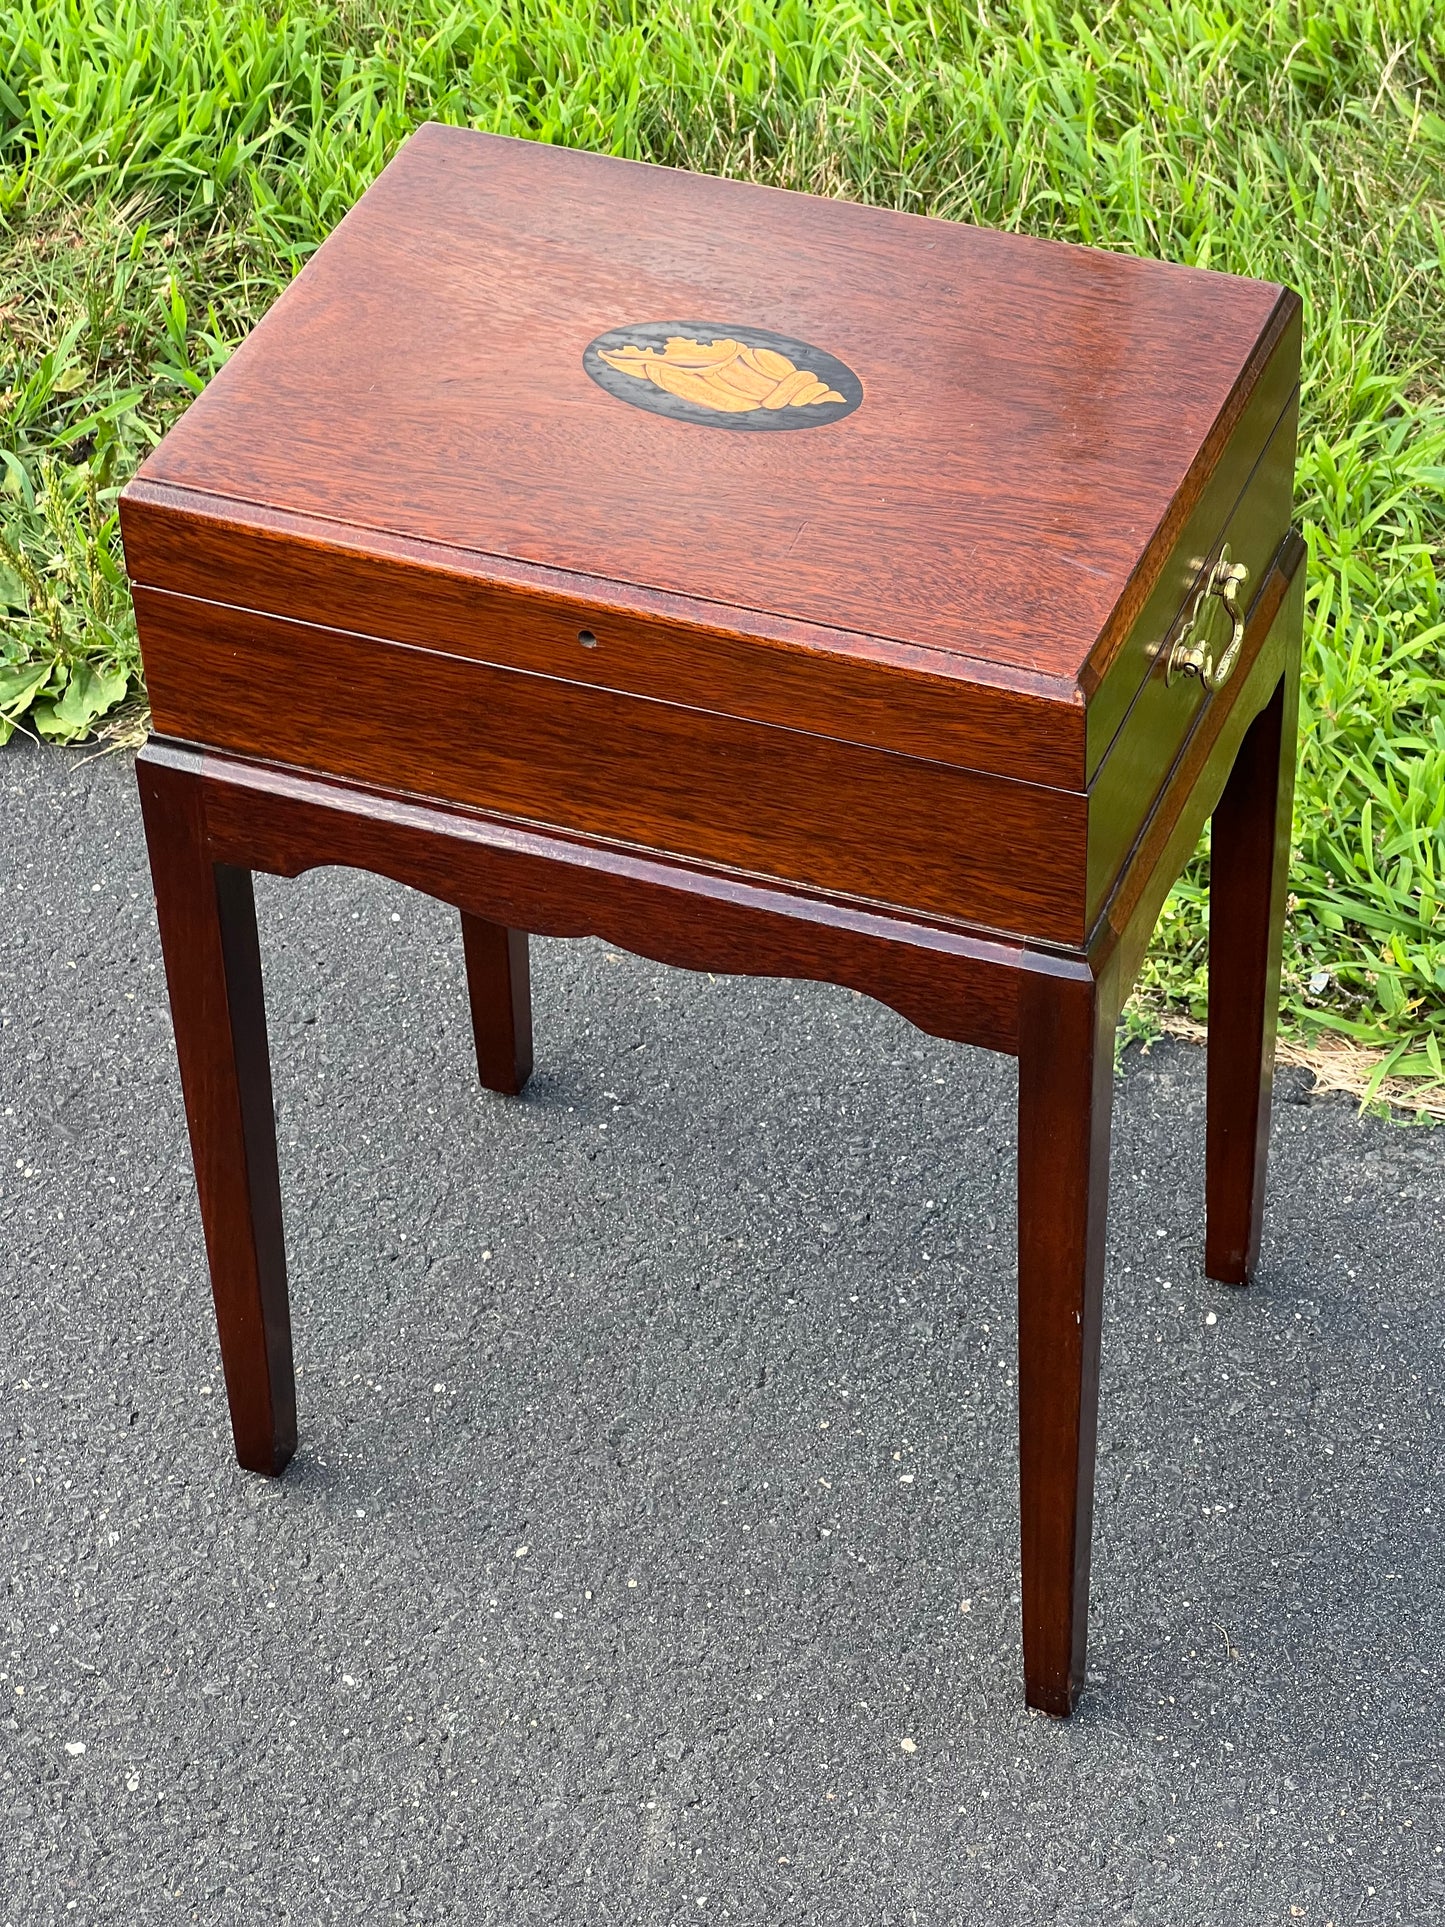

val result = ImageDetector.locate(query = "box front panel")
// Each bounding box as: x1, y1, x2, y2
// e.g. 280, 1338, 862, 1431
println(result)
134, 588, 1089, 944
119, 487, 1085, 789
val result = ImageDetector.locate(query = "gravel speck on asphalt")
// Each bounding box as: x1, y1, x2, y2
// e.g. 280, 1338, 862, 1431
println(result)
1, 734, 1443, 1924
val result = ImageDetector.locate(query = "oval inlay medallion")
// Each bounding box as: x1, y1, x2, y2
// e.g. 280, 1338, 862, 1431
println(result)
583, 322, 862, 431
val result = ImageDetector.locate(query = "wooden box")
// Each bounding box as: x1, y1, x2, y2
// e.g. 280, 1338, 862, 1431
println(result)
122, 126, 1304, 1716
122, 125, 1300, 952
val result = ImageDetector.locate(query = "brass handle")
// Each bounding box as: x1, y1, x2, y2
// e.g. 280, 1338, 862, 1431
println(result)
1164, 546, 1250, 691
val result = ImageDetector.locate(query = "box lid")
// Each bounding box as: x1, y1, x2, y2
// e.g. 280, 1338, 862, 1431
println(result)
124, 124, 1297, 764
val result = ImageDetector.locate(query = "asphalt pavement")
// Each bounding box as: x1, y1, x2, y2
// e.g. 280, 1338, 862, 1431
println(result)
2, 732, 1443, 1925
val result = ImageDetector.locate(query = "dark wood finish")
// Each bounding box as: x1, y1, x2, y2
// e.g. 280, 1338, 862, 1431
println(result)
121, 125, 1293, 685
461, 916, 533, 1096
131, 585, 1089, 944
122, 126, 1308, 1716
1085, 389, 1298, 921
120, 480, 1084, 789
136, 753, 295, 1474
1096, 533, 1305, 991
127, 521, 1304, 955
1082, 304, 1299, 769
153, 740, 1047, 1055
1205, 638, 1302, 1283
1016, 956, 1119, 1716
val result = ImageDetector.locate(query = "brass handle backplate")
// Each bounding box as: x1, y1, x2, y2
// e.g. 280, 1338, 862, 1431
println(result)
1164, 545, 1250, 691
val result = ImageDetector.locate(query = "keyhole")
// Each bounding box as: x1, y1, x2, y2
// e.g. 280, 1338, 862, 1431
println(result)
577, 629, 598, 649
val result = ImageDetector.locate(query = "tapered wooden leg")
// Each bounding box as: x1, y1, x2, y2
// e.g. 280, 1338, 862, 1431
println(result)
137, 750, 295, 1474
1205, 660, 1300, 1286
1016, 964, 1116, 1716
461, 914, 533, 1096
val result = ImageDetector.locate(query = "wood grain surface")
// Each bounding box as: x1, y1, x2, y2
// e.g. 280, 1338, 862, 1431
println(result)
149, 739, 1091, 1056
120, 480, 1086, 789
133, 585, 1092, 944
130, 533, 1300, 956
136, 754, 296, 1474
122, 123, 1297, 705
124, 126, 1307, 1715
1085, 402, 1297, 923
1205, 610, 1302, 1284
1094, 530, 1305, 987
461, 916, 533, 1097
1016, 952, 1119, 1715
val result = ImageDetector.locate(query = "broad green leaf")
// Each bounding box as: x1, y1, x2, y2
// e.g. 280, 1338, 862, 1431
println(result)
31, 659, 129, 741
0, 660, 52, 716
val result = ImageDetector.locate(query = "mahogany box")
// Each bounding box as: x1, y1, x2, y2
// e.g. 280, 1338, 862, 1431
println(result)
122, 126, 1304, 1715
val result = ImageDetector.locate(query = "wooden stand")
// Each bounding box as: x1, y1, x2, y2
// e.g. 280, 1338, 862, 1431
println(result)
124, 126, 1305, 1713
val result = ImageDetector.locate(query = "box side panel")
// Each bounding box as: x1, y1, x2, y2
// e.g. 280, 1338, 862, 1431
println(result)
1085, 388, 1298, 922
1083, 296, 1302, 776
1091, 529, 1306, 986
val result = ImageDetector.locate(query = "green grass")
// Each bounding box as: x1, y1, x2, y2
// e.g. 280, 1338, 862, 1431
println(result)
2, 0, 1443, 1089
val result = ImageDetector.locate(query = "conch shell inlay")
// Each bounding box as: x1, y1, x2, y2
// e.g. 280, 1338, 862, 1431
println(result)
598, 336, 845, 414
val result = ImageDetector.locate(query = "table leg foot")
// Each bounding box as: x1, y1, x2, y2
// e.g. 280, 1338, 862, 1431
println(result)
137, 752, 295, 1475
461, 915, 533, 1096
1016, 966, 1116, 1715
1205, 662, 1299, 1287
